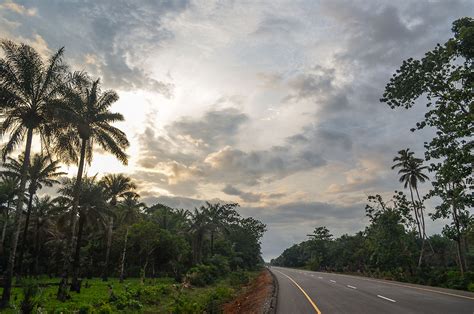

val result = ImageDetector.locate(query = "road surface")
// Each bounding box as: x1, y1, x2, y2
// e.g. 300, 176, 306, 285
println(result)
270, 266, 474, 314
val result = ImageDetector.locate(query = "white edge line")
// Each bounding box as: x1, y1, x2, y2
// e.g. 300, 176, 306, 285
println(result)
330, 280, 336, 283
347, 285, 357, 289
377, 295, 396, 303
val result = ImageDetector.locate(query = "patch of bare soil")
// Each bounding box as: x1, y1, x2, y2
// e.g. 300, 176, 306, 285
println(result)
223, 269, 274, 314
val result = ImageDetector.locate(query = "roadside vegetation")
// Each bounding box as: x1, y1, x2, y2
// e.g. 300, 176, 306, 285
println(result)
272, 18, 473, 291
0, 38, 266, 312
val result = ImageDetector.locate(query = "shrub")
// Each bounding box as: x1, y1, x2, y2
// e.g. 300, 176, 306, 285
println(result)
229, 271, 249, 286
204, 287, 233, 313
20, 280, 41, 314
208, 255, 230, 277
187, 265, 217, 287
97, 303, 114, 314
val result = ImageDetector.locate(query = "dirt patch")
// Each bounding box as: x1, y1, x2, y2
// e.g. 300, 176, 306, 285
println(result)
223, 268, 275, 314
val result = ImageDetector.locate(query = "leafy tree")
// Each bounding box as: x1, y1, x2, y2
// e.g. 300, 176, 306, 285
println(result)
0, 40, 67, 308
381, 17, 474, 274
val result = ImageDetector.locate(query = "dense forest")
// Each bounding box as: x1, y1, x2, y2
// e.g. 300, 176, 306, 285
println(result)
272, 18, 473, 291
0, 39, 266, 312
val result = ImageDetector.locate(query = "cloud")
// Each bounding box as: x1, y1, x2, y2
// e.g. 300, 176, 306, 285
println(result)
1, 0, 188, 96
222, 184, 286, 203
1, 0, 37, 16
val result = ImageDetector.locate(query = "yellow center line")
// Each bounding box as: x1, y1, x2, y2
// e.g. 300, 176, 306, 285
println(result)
329, 272, 474, 301
273, 269, 322, 314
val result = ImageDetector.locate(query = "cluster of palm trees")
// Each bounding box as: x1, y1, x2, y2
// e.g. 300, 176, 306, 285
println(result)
0, 40, 129, 306
0, 40, 267, 309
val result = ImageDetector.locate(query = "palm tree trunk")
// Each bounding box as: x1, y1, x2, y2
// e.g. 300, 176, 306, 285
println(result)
414, 188, 434, 254
33, 216, 41, 277
0, 205, 9, 255
1, 127, 33, 308
409, 186, 424, 268
17, 191, 35, 276
71, 212, 86, 292
57, 138, 87, 301
119, 226, 129, 283
102, 217, 114, 281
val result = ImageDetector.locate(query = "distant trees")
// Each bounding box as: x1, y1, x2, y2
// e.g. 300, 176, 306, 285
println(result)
273, 17, 473, 291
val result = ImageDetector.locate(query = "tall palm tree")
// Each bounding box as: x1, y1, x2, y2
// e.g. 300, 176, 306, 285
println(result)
52, 75, 129, 299
1, 153, 65, 274
58, 177, 111, 291
0, 176, 18, 254
117, 193, 144, 283
99, 174, 136, 281
392, 148, 430, 267
0, 40, 67, 307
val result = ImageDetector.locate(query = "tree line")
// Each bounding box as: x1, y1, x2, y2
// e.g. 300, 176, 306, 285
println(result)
0, 40, 266, 308
272, 18, 473, 290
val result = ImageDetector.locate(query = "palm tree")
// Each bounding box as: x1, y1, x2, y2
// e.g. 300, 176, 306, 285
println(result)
52, 75, 129, 299
189, 207, 209, 265
31, 195, 58, 276
0, 40, 67, 307
99, 174, 136, 281
0, 176, 18, 254
202, 202, 239, 256
392, 148, 430, 267
58, 177, 111, 291
117, 193, 144, 283
1, 153, 65, 274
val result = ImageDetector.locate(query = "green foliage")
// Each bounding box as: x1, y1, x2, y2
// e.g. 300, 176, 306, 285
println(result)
19, 280, 41, 314
381, 17, 474, 274
187, 265, 218, 287
228, 270, 250, 286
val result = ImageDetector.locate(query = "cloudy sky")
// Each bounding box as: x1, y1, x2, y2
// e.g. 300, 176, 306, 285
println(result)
1, 0, 472, 260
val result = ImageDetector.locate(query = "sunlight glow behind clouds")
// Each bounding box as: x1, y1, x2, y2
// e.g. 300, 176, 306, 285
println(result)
1, 0, 471, 260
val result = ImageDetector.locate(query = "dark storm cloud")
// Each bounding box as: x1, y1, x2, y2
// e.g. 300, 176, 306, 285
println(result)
1, 0, 190, 95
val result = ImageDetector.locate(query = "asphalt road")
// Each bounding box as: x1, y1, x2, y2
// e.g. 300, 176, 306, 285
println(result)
270, 266, 474, 314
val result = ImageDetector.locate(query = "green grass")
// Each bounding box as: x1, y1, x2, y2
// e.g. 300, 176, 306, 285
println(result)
0, 272, 260, 313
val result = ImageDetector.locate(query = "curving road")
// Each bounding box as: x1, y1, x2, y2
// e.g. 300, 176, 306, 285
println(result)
270, 266, 474, 314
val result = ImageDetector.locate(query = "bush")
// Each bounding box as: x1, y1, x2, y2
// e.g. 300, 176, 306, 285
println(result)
20, 280, 41, 314
208, 255, 230, 277
204, 287, 233, 313
97, 303, 114, 314
187, 265, 218, 287
171, 294, 204, 314
229, 271, 249, 286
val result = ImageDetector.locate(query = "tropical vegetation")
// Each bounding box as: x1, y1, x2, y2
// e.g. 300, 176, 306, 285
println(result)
0, 39, 266, 312
272, 17, 473, 291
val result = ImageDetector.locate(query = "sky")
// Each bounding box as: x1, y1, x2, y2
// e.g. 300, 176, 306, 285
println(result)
1, 0, 472, 261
